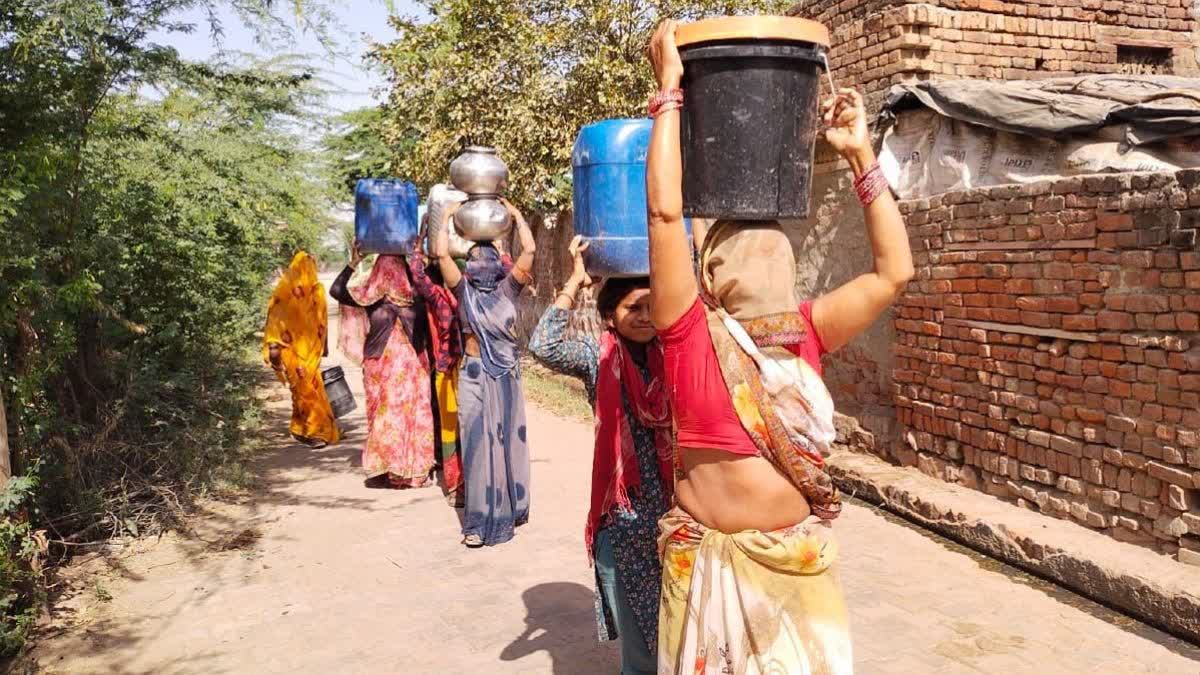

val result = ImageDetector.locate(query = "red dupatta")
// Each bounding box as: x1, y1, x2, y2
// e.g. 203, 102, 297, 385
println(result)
585, 331, 673, 557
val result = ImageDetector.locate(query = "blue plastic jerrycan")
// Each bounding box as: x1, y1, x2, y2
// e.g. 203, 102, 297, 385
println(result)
572, 118, 690, 278
354, 179, 420, 254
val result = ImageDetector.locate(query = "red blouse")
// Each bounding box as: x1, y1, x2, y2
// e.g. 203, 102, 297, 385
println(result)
659, 298, 826, 456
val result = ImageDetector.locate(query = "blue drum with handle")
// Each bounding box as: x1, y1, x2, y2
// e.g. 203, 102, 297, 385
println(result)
572, 118, 691, 278
354, 179, 419, 254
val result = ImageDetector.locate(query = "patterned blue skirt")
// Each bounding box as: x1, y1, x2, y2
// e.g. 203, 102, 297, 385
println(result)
457, 356, 530, 546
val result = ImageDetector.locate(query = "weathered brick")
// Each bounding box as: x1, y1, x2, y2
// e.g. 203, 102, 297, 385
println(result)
1097, 212, 1133, 231
1165, 485, 1198, 511
1147, 461, 1196, 488
1096, 311, 1134, 330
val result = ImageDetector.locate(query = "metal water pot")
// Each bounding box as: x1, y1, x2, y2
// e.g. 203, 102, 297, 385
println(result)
450, 146, 509, 196
426, 183, 473, 258
454, 197, 513, 242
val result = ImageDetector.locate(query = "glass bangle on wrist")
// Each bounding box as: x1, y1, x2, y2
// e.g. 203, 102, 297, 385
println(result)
853, 160, 889, 207
648, 88, 684, 117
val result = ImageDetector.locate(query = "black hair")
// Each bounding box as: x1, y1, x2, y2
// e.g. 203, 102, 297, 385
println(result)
596, 276, 650, 321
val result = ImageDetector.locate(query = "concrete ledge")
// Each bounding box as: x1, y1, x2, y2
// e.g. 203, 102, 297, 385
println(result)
827, 449, 1200, 645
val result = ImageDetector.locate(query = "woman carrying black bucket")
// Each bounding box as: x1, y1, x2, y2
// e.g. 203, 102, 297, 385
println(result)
262, 251, 341, 449
645, 17, 913, 674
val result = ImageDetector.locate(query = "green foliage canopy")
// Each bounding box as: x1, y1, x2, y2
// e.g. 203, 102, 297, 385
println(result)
319, 106, 397, 198
373, 0, 794, 210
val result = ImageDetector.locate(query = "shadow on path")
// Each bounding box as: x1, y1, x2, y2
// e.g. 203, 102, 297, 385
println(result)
500, 582, 604, 675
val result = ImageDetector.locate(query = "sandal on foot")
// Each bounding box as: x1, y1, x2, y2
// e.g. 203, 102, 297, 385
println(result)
463, 534, 484, 548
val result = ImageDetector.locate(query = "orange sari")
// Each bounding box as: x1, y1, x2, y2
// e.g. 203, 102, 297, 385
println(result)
263, 252, 340, 445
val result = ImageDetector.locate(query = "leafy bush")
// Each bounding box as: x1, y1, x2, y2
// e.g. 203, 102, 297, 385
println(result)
0, 474, 47, 656
0, 0, 336, 654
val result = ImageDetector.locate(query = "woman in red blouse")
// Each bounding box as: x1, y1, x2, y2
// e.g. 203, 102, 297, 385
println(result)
645, 19, 915, 674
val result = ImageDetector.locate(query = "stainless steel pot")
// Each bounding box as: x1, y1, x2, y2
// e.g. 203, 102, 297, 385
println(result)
450, 146, 509, 195
454, 197, 513, 242
422, 216, 474, 259
426, 183, 473, 258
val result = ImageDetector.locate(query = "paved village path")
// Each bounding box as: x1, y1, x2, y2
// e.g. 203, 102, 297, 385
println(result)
26, 282, 1200, 675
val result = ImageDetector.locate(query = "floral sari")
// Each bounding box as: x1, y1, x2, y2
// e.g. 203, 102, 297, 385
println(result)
658, 221, 850, 674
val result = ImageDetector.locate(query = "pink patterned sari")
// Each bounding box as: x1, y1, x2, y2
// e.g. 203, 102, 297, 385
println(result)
340, 256, 434, 487
362, 326, 433, 486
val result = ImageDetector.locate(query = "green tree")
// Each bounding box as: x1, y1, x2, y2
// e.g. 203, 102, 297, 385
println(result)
373, 0, 793, 210
0, 0, 339, 652
320, 106, 399, 198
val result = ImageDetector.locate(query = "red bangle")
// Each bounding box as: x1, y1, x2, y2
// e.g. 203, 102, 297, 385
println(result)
648, 88, 683, 117
652, 101, 682, 118
853, 161, 888, 207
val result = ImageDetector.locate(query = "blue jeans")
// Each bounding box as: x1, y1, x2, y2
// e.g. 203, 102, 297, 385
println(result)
594, 528, 657, 675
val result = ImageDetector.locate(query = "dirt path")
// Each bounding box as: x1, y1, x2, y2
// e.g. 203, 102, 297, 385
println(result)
25, 291, 1200, 674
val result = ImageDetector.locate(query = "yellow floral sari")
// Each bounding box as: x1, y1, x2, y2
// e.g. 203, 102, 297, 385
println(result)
263, 251, 340, 446
658, 507, 852, 675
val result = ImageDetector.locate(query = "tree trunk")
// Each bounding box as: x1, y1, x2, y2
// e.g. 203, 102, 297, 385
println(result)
0, 386, 10, 490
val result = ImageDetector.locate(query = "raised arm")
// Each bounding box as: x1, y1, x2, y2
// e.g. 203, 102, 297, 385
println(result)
691, 217, 709, 257
810, 89, 914, 353
435, 202, 465, 289
501, 197, 536, 284
646, 20, 696, 329
327, 242, 365, 307
405, 248, 439, 302
406, 217, 440, 302
528, 236, 600, 390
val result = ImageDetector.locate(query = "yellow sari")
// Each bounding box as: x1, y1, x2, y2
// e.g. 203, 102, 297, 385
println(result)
263, 252, 340, 446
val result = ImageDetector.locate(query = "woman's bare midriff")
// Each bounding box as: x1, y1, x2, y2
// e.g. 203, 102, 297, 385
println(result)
675, 447, 811, 534
464, 334, 481, 357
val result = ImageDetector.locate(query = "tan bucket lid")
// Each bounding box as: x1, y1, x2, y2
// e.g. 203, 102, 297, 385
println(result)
676, 16, 829, 48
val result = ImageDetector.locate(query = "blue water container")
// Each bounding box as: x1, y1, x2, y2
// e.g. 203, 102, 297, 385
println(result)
572, 119, 690, 278
354, 179, 420, 254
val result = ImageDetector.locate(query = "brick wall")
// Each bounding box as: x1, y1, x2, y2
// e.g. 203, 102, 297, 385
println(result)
790, 1, 1200, 111
893, 169, 1200, 561
784, 0, 1200, 499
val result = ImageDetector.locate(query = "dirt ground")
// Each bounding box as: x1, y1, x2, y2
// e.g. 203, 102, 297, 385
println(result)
19, 295, 1200, 674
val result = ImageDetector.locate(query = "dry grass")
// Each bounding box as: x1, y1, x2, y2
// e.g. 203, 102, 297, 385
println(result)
520, 358, 592, 423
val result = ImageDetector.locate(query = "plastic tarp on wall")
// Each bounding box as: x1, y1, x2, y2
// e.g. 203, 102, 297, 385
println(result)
877, 75, 1200, 199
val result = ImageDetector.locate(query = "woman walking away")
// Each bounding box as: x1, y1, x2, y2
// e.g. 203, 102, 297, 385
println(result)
646, 20, 913, 674
406, 239, 466, 506
330, 246, 434, 488
529, 237, 670, 675
435, 197, 535, 548
263, 251, 340, 448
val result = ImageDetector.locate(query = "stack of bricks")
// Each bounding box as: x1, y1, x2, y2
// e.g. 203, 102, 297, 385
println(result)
893, 169, 1200, 563
784, 0, 1196, 448
790, 1, 1200, 113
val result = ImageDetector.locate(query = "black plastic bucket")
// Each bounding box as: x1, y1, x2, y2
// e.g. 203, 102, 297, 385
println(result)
680, 40, 826, 220
321, 366, 356, 419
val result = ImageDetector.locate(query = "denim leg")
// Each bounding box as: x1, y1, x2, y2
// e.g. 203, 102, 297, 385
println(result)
595, 528, 656, 675
611, 568, 657, 675
594, 527, 621, 638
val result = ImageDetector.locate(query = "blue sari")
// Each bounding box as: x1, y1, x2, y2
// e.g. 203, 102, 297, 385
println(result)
455, 248, 530, 546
